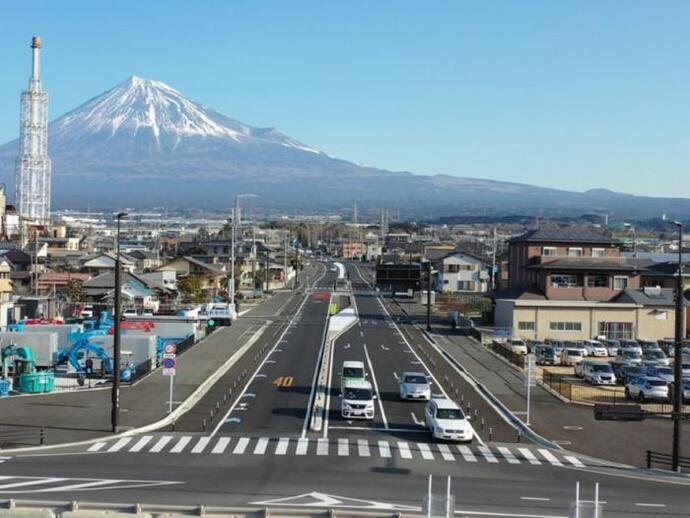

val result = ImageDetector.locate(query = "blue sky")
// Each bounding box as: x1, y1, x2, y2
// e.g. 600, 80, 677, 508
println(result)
1, 1, 688, 196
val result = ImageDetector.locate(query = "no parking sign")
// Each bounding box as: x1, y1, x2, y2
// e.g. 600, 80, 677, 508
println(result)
162, 354, 176, 376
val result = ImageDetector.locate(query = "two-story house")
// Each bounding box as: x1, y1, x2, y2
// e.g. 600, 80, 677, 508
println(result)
432, 250, 488, 293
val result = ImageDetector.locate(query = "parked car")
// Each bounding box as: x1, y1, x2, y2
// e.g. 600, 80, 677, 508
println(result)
544, 339, 565, 355
618, 365, 647, 385
603, 340, 620, 357
645, 365, 674, 384
424, 398, 473, 442
620, 340, 643, 355
639, 340, 661, 351
508, 339, 528, 355
584, 340, 608, 357
616, 349, 642, 364
561, 348, 584, 366
536, 346, 557, 366
399, 372, 432, 400
526, 340, 542, 354
341, 379, 375, 420
658, 340, 676, 356
575, 359, 593, 378
610, 360, 631, 380
583, 362, 617, 385
564, 341, 588, 357
642, 349, 670, 366
625, 376, 669, 402
678, 362, 690, 377
122, 307, 138, 317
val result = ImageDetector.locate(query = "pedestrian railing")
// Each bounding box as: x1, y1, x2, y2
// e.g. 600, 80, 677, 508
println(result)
646, 450, 690, 470
489, 341, 525, 369
0, 426, 45, 448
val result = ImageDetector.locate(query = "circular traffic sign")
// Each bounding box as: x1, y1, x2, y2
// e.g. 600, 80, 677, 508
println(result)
162, 356, 176, 369
164, 343, 177, 355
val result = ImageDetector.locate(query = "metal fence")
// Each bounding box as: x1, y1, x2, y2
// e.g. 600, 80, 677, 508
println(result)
646, 450, 690, 470
0, 425, 45, 448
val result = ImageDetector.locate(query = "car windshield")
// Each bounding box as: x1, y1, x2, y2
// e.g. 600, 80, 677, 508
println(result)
343, 388, 372, 400
655, 367, 672, 375
343, 367, 364, 378
646, 351, 665, 358
624, 351, 641, 359
592, 364, 612, 372
566, 349, 581, 355
436, 408, 464, 420
625, 367, 645, 375
646, 380, 667, 387
541, 347, 554, 355
404, 375, 428, 384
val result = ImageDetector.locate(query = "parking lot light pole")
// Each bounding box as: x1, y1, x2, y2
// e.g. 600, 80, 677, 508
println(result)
111, 211, 127, 433
672, 220, 684, 472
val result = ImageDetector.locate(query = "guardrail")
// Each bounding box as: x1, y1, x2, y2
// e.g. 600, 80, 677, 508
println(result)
646, 450, 690, 470
0, 426, 45, 448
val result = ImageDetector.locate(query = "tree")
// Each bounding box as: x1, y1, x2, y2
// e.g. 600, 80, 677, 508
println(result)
177, 275, 205, 302
65, 279, 86, 303
197, 227, 210, 241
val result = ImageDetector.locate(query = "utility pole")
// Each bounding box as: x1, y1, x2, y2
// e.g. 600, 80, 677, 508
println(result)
284, 231, 289, 289
112, 212, 127, 433
491, 226, 497, 291
251, 226, 256, 294
672, 221, 684, 471
264, 253, 270, 292
426, 260, 432, 332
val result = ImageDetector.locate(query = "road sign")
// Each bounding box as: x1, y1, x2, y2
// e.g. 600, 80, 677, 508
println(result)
162, 354, 176, 376
163, 343, 177, 355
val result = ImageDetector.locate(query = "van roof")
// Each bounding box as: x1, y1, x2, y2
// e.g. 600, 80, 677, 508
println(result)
431, 397, 460, 410
342, 361, 365, 369
343, 379, 372, 390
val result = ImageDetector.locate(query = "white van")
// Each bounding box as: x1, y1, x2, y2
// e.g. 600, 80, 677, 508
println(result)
341, 379, 375, 420
561, 348, 584, 366
508, 339, 528, 355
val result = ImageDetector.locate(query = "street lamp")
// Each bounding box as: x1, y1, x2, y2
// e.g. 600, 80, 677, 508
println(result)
671, 220, 684, 471
111, 211, 127, 433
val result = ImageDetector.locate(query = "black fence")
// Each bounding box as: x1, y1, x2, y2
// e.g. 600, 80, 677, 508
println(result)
175, 334, 197, 356
490, 341, 525, 369
128, 358, 154, 384
0, 425, 45, 448
646, 450, 690, 470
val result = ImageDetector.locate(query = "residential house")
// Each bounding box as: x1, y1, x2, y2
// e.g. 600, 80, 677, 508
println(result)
433, 250, 488, 293
127, 250, 162, 272
157, 256, 225, 295
82, 252, 137, 276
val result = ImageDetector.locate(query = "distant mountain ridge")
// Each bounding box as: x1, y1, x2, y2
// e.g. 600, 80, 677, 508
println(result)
0, 76, 689, 217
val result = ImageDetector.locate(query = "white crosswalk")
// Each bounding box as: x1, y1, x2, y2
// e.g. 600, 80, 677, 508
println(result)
86, 435, 587, 468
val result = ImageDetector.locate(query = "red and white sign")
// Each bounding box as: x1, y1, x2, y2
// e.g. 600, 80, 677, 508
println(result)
163, 343, 177, 355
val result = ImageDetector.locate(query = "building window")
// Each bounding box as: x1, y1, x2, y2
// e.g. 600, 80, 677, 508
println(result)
550, 321, 582, 332
598, 322, 633, 340
446, 264, 460, 273
518, 321, 535, 331
586, 274, 608, 288
551, 274, 580, 288
568, 247, 583, 257
542, 246, 557, 256
592, 248, 605, 258
613, 276, 629, 290
459, 264, 475, 271
457, 280, 473, 291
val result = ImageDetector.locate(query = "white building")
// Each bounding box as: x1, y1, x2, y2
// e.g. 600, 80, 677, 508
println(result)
433, 251, 488, 293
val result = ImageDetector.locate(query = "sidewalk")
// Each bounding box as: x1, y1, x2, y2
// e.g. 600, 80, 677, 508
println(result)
0, 270, 316, 448
393, 297, 690, 466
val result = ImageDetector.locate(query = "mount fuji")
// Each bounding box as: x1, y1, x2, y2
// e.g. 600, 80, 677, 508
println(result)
0, 76, 689, 217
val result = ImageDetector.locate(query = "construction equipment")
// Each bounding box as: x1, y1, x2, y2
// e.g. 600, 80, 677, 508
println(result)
82, 311, 114, 333
64, 336, 132, 382
108, 320, 156, 334
1, 344, 54, 394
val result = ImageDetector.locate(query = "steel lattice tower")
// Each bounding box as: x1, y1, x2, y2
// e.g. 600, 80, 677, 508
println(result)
15, 36, 52, 223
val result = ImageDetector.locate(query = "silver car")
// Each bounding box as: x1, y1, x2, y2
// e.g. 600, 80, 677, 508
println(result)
399, 372, 432, 400
625, 376, 669, 402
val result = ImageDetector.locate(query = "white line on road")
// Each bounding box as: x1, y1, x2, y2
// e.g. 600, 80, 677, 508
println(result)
438, 443, 455, 461
87, 442, 106, 452
417, 442, 434, 460
211, 437, 230, 454
497, 446, 521, 464
275, 437, 289, 455
410, 412, 425, 426
317, 438, 329, 456
563, 455, 585, 467
635, 503, 665, 507
478, 445, 499, 463
358, 439, 371, 457
378, 440, 392, 458
233, 437, 250, 454
253, 438, 269, 455
521, 497, 550, 502
296, 437, 309, 455
518, 447, 541, 465
149, 436, 172, 453
129, 436, 153, 453
107, 438, 131, 452
397, 441, 413, 459
457, 445, 477, 462
338, 438, 349, 456
191, 437, 211, 454
538, 448, 562, 466
170, 436, 192, 453
362, 343, 388, 429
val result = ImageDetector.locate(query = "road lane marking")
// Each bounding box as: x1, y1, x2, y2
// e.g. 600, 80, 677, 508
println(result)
378, 440, 392, 458
538, 448, 562, 466
191, 437, 211, 454
410, 412, 424, 426
563, 455, 585, 467
478, 445, 499, 463
497, 446, 520, 464
338, 438, 349, 456
253, 438, 269, 455
317, 438, 329, 455
358, 439, 371, 457
0, 477, 67, 490
296, 437, 309, 455
518, 447, 541, 465
129, 436, 153, 452
393, 372, 399, 381
87, 442, 106, 452
170, 436, 192, 453
233, 437, 250, 454
521, 497, 550, 501
457, 445, 477, 462
397, 442, 413, 459
211, 437, 230, 454
437, 444, 455, 461
635, 503, 665, 508
275, 437, 289, 455
362, 343, 388, 429
417, 442, 434, 460
150, 436, 173, 453
107, 438, 132, 452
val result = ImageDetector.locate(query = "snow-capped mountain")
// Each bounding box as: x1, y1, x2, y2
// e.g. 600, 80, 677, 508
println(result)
1, 76, 689, 217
